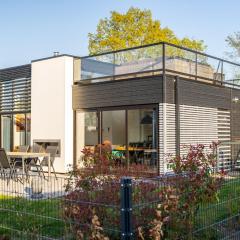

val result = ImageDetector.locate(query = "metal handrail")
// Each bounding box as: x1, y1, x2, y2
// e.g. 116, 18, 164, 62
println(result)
81, 41, 240, 67
78, 41, 240, 86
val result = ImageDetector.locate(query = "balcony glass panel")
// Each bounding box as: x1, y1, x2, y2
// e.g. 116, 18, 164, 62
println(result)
223, 61, 240, 88
81, 53, 114, 81
77, 42, 240, 89
165, 44, 196, 79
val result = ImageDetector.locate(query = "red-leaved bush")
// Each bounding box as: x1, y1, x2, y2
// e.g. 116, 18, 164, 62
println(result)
155, 143, 224, 240
63, 146, 158, 239
63, 143, 223, 240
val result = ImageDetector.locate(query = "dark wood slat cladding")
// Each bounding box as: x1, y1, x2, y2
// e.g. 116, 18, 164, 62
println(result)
165, 75, 175, 104
73, 76, 163, 109
177, 78, 231, 109
231, 89, 240, 141
0, 64, 31, 81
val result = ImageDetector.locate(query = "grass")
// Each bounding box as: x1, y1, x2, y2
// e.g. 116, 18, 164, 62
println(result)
0, 195, 66, 239
193, 176, 240, 238
0, 175, 240, 239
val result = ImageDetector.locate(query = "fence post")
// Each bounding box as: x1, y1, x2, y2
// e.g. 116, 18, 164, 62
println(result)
120, 177, 133, 240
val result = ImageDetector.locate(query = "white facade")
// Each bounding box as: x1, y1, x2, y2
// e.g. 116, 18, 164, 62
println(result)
31, 56, 74, 172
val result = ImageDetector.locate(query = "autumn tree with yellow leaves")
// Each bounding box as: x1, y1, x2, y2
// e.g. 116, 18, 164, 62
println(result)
88, 7, 205, 54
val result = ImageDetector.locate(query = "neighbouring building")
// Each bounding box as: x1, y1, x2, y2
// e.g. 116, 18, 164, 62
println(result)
1, 42, 240, 173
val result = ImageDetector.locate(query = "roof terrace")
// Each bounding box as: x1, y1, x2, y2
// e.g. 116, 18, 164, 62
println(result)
74, 42, 240, 89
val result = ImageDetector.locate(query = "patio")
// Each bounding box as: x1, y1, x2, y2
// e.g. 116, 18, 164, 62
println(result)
0, 173, 67, 199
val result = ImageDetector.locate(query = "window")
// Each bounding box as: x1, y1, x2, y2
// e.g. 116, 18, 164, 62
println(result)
102, 110, 125, 145
1, 115, 12, 151
128, 108, 157, 168
13, 114, 26, 150
1, 113, 31, 151
76, 111, 98, 164
102, 110, 126, 164
75, 106, 158, 171
26, 113, 31, 145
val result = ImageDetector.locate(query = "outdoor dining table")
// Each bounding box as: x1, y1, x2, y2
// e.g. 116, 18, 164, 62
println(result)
7, 152, 51, 178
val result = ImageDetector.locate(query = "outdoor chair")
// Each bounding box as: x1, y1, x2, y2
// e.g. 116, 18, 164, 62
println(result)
12, 145, 30, 166
11, 145, 29, 166
38, 146, 58, 180
112, 150, 125, 165
0, 148, 22, 184
131, 143, 143, 164
18, 145, 30, 153
32, 144, 42, 153
24, 144, 44, 179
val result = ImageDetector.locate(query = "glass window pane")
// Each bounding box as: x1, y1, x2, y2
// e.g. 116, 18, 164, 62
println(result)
76, 111, 98, 165
13, 114, 26, 150
102, 110, 126, 164
128, 108, 157, 170
102, 110, 125, 145
26, 114, 31, 145
1, 115, 12, 151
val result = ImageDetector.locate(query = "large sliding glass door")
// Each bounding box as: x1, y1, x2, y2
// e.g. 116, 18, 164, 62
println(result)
76, 105, 158, 171
102, 110, 126, 164
102, 110, 125, 145
128, 108, 157, 167
76, 111, 99, 165
1, 113, 31, 151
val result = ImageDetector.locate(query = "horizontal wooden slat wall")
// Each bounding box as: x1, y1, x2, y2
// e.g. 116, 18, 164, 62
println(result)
177, 78, 231, 110
179, 105, 218, 155
159, 103, 164, 174
159, 103, 176, 173
0, 65, 31, 114
72, 76, 163, 109
217, 109, 231, 170
160, 104, 231, 172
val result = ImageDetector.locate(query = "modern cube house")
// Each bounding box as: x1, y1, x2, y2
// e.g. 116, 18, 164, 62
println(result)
1, 42, 240, 173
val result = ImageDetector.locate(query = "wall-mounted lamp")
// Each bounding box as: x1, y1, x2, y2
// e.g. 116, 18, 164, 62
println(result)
232, 97, 239, 103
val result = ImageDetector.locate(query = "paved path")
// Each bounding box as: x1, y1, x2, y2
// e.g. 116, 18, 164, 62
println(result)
0, 173, 68, 199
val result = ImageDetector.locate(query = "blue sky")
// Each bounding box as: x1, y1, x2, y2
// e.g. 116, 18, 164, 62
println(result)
0, 0, 239, 68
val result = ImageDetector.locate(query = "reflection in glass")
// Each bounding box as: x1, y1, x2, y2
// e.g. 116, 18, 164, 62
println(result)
76, 107, 157, 171
102, 110, 126, 164
26, 114, 31, 145
128, 108, 157, 168
1, 115, 12, 151
76, 111, 98, 165
102, 110, 125, 145
13, 114, 26, 150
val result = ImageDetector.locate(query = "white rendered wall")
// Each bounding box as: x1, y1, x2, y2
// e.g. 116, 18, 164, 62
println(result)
31, 56, 74, 173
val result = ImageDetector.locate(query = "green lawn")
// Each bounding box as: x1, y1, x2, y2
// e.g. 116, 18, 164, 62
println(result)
0, 195, 65, 239
193, 176, 240, 239
0, 176, 240, 239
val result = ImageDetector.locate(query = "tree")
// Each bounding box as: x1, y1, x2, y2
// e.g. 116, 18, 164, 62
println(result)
226, 33, 240, 83
88, 7, 205, 55
226, 32, 240, 60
